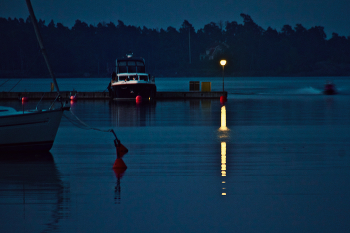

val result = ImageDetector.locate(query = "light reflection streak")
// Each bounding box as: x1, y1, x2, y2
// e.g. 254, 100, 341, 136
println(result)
221, 142, 226, 177
219, 104, 229, 196
219, 105, 228, 131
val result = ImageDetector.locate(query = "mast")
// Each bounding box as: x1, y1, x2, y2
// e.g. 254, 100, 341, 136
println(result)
189, 30, 191, 64
25, 0, 60, 95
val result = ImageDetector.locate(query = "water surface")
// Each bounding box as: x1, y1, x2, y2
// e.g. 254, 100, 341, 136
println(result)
1, 77, 350, 232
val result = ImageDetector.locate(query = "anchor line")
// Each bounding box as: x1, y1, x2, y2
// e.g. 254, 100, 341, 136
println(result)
8, 79, 22, 92
64, 109, 120, 146
0, 79, 10, 87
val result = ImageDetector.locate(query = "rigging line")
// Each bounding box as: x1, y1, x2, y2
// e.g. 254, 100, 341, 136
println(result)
0, 79, 10, 87
8, 79, 22, 92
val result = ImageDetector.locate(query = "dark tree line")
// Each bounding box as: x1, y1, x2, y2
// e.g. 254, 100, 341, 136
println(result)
1, 14, 350, 78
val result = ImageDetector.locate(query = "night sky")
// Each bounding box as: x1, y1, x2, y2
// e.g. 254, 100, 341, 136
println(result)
1, 0, 349, 38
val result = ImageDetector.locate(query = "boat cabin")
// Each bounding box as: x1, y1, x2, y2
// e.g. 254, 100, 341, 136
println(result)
116, 57, 146, 74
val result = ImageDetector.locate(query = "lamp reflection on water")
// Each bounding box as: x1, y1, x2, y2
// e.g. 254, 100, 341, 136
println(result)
221, 141, 227, 195
219, 105, 228, 132
218, 105, 229, 196
221, 142, 226, 177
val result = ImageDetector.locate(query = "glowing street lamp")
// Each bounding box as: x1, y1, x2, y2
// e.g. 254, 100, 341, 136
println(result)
220, 60, 226, 92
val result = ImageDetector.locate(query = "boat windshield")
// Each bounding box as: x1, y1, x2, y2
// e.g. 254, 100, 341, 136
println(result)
118, 62, 127, 73
128, 61, 136, 72
136, 62, 145, 73
117, 60, 145, 73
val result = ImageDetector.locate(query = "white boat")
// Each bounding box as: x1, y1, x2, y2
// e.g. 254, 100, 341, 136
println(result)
0, 105, 68, 153
0, 0, 69, 154
108, 52, 157, 100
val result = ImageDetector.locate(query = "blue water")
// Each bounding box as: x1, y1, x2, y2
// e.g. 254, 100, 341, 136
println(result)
1, 76, 350, 232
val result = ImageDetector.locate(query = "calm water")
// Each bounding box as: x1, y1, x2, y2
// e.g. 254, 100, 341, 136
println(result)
1, 76, 350, 232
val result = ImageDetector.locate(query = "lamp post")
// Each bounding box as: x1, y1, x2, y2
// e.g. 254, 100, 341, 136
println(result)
220, 60, 226, 92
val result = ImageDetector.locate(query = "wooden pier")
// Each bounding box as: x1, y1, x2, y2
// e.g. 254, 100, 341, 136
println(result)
0, 91, 227, 100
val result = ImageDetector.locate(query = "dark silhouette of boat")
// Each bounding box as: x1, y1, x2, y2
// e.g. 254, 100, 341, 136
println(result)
108, 52, 157, 100
324, 81, 337, 95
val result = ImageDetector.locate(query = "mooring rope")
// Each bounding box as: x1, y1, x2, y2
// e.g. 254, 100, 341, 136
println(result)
64, 109, 120, 144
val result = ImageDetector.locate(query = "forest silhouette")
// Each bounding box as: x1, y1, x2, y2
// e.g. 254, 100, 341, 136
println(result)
1, 13, 350, 78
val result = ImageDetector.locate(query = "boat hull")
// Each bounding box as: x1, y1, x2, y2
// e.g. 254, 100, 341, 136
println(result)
111, 83, 156, 99
324, 90, 337, 95
0, 109, 65, 153
324, 83, 337, 95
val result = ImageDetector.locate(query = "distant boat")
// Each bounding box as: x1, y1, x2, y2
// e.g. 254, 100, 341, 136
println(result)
0, 0, 69, 154
108, 52, 157, 100
324, 81, 337, 95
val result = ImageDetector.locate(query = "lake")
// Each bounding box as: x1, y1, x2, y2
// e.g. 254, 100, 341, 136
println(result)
1, 76, 350, 232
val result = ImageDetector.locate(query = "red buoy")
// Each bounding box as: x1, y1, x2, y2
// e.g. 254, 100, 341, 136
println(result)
220, 96, 227, 104
136, 95, 142, 104
70, 95, 77, 101
116, 143, 128, 158
21, 97, 28, 102
113, 158, 127, 169
113, 166, 127, 178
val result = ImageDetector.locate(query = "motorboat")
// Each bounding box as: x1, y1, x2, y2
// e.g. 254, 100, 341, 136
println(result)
324, 81, 337, 95
108, 52, 157, 100
0, 0, 69, 153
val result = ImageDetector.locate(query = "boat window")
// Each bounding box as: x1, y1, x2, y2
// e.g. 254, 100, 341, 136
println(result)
140, 75, 148, 81
128, 64, 137, 73
136, 62, 144, 66
128, 61, 136, 66
118, 66, 127, 73
138, 67, 145, 73
119, 76, 128, 81
117, 61, 127, 73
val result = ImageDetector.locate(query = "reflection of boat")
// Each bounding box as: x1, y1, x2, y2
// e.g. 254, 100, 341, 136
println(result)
0, 0, 69, 153
324, 81, 337, 95
108, 52, 157, 100
110, 99, 156, 127
0, 152, 69, 232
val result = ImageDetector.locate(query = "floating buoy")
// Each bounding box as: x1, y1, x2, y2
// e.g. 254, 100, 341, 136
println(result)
70, 95, 77, 101
113, 158, 127, 169
136, 95, 142, 104
21, 96, 28, 102
116, 143, 128, 158
111, 129, 128, 169
113, 166, 127, 178
220, 96, 227, 104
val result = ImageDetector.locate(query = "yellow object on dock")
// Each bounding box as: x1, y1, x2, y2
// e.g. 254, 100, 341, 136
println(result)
201, 82, 211, 92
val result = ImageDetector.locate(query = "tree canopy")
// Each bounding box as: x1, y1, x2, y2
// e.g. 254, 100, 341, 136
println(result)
1, 14, 350, 77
